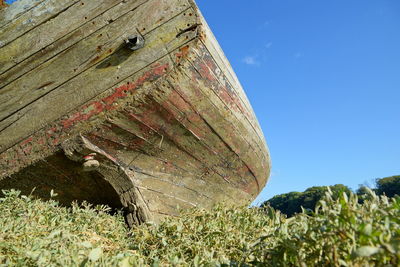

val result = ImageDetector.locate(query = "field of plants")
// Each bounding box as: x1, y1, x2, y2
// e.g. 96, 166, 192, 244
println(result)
0, 188, 399, 266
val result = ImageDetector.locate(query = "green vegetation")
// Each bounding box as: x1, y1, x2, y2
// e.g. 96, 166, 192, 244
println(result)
1, 188, 400, 266
264, 184, 351, 217
264, 175, 400, 216
0, 190, 131, 266
375, 175, 400, 198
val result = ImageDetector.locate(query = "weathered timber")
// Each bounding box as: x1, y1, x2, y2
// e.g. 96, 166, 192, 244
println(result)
0, 0, 271, 225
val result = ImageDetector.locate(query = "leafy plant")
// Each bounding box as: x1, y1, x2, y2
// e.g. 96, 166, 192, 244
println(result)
0, 189, 132, 266
0, 188, 399, 266
252, 187, 400, 266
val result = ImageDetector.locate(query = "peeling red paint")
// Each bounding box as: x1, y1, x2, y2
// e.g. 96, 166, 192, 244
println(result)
20, 137, 33, 146
198, 62, 215, 82
198, 60, 246, 116
191, 47, 250, 118
1, 63, 170, 178
61, 63, 169, 129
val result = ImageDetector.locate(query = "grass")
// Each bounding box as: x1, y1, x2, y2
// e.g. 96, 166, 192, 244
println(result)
0, 188, 399, 266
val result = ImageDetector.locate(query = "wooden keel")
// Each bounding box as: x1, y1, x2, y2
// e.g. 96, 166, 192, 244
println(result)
0, 0, 271, 224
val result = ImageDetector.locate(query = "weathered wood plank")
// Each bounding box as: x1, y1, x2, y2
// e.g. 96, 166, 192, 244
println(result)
165, 57, 267, 193
187, 45, 269, 163
0, 0, 190, 74
135, 171, 249, 221
1, 0, 151, 73
0, 54, 174, 177
0, 8, 196, 152
124, 98, 249, 189
137, 186, 193, 219
196, 12, 269, 161
146, 84, 257, 188
197, 12, 254, 115
0, 0, 191, 121
0, 0, 45, 29
0, 0, 151, 88
88, 114, 241, 200
88, 116, 240, 203
191, 40, 266, 148
0, 0, 80, 49
90, 43, 266, 195
135, 170, 210, 204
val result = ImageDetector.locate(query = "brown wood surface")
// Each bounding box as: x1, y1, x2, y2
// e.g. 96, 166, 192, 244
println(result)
0, 0, 270, 224
0, 0, 194, 151
0, 0, 148, 87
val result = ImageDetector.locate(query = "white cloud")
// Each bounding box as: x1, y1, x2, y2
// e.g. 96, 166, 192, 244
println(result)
265, 42, 273, 49
242, 56, 260, 66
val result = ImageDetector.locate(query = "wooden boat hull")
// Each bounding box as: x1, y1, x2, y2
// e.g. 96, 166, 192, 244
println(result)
0, 0, 270, 225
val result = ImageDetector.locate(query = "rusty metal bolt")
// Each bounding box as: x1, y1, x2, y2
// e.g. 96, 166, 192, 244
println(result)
125, 34, 145, 51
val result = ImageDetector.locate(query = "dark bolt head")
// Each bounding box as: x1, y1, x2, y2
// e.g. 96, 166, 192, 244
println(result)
125, 34, 145, 51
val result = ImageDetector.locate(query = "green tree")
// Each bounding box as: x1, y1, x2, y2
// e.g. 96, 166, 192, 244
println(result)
263, 191, 302, 217
263, 184, 351, 216
375, 175, 400, 198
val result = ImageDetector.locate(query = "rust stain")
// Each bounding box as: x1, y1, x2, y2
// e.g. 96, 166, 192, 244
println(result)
175, 45, 190, 61
0, 0, 7, 9
89, 55, 102, 65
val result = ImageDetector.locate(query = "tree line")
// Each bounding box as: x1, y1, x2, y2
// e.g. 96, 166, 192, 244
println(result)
262, 175, 400, 216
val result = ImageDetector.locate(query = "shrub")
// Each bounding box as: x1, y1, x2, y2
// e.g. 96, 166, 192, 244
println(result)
252, 187, 400, 266
0, 188, 399, 266
0, 189, 132, 266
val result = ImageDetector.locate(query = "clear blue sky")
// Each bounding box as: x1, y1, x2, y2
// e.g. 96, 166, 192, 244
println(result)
196, 0, 400, 204
5, 0, 399, 204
